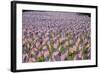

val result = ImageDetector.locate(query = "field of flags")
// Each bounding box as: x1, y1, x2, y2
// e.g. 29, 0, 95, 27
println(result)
22, 10, 91, 63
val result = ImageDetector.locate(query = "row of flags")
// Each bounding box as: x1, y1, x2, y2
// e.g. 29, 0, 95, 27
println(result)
22, 31, 91, 63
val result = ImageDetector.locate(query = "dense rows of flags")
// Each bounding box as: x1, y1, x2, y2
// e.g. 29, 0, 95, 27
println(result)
22, 11, 91, 63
